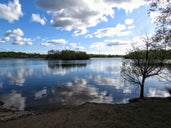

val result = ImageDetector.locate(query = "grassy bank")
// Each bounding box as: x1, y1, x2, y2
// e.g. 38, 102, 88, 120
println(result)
0, 97, 171, 128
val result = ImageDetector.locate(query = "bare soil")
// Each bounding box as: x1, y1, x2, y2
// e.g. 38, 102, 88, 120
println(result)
0, 98, 171, 128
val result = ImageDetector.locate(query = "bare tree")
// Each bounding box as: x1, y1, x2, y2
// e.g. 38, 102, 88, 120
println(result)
121, 35, 165, 98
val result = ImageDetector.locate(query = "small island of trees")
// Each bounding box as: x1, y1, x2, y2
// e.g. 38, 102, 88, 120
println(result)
47, 50, 90, 60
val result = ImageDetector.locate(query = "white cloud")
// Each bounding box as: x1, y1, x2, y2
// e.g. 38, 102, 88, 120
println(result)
108, 0, 146, 13
105, 39, 130, 46
41, 39, 67, 46
31, 13, 46, 25
0, 0, 23, 23
90, 42, 106, 49
86, 23, 131, 38
125, 19, 134, 25
37, 0, 145, 36
128, 25, 135, 30
69, 43, 85, 51
6, 28, 24, 37
0, 28, 33, 45
13, 36, 32, 45
0, 37, 10, 43
89, 38, 136, 55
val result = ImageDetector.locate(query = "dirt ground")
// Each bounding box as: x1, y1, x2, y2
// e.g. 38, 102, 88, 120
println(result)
1, 98, 171, 128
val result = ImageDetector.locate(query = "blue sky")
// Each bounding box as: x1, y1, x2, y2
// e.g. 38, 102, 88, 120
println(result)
0, 0, 156, 55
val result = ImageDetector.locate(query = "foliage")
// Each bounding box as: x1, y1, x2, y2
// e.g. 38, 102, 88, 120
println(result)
124, 49, 171, 59
148, 0, 171, 47
47, 50, 90, 60
0, 52, 46, 58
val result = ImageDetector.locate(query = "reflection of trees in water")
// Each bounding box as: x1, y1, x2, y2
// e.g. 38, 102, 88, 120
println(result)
163, 64, 171, 82
48, 61, 87, 69
165, 64, 171, 72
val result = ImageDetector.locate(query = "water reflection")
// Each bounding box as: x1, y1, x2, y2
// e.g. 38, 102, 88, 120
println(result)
147, 88, 170, 97
51, 78, 113, 105
34, 87, 48, 100
43, 66, 67, 76
0, 67, 33, 86
48, 60, 87, 69
0, 58, 170, 111
90, 75, 122, 87
0, 90, 26, 111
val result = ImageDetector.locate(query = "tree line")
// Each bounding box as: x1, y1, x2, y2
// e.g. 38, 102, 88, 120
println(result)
124, 49, 171, 60
0, 51, 46, 58
47, 50, 90, 60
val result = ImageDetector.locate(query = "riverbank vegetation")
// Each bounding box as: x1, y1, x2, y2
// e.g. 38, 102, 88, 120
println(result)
0, 52, 46, 58
124, 49, 171, 59
0, 50, 124, 60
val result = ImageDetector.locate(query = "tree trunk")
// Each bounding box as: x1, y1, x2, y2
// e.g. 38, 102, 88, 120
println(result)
140, 78, 145, 98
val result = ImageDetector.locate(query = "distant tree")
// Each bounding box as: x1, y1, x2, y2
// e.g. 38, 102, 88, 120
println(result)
148, 0, 171, 48
47, 50, 90, 60
121, 35, 165, 98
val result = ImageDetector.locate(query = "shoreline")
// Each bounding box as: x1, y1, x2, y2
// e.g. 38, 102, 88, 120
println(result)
1, 97, 171, 128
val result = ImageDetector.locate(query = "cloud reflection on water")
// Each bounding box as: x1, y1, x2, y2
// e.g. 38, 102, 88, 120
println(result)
0, 90, 26, 111
51, 78, 113, 105
34, 87, 48, 100
0, 67, 33, 86
147, 88, 170, 97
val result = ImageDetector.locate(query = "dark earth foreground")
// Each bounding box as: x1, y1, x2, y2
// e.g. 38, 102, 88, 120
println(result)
1, 97, 171, 128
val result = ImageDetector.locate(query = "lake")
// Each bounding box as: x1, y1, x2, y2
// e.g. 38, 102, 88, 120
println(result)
0, 58, 170, 111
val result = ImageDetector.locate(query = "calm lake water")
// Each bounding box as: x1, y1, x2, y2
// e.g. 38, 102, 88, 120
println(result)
0, 58, 170, 111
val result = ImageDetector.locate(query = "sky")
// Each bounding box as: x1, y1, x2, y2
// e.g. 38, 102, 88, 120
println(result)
0, 0, 157, 55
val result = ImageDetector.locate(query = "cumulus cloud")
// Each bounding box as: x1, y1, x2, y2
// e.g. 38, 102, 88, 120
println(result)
106, 0, 146, 13
0, 37, 10, 43
6, 28, 24, 37
90, 39, 130, 50
125, 19, 134, 25
89, 38, 136, 55
0, 28, 33, 45
69, 43, 85, 51
36, 0, 145, 36
0, 0, 23, 23
86, 23, 132, 38
31, 13, 46, 25
41, 39, 67, 46
90, 42, 106, 50
105, 40, 129, 46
